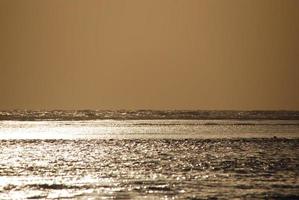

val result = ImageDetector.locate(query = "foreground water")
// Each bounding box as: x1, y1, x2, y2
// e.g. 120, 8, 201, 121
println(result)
0, 113, 299, 199
0, 138, 298, 199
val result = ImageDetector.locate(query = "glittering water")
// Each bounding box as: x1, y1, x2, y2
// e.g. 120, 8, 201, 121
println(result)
0, 138, 298, 199
0, 119, 299, 139
0, 115, 299, 199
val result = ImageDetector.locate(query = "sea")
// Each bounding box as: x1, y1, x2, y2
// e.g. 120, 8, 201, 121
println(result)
0, 110, 298, 199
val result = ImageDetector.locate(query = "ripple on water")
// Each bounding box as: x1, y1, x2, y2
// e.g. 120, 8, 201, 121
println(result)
0, 138, 298, 199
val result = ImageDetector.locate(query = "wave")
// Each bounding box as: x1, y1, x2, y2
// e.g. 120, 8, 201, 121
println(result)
131, 122, 299, 126
0, 110, 299, 121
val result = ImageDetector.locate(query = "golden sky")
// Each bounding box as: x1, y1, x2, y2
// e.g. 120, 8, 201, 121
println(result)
0, 0, 298, 110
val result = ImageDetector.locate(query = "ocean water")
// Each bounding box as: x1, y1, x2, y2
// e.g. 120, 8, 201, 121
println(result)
0, 111, 299, 199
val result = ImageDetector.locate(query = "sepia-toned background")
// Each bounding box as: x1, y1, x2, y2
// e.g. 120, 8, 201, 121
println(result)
0, 0, 298, 110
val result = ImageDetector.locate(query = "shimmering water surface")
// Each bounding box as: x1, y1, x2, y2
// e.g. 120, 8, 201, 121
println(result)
0, 111, 299, 199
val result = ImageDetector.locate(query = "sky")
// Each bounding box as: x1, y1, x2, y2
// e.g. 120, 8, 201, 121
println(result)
0, 0, 298, 110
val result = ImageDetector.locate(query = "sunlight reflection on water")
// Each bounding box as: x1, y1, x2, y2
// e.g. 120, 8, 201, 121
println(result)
0, 120, 299, 199
0, 120, 299, 139
0, 139, 298, 199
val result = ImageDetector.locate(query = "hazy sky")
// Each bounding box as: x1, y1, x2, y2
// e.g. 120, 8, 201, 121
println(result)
0, 0, 298, 110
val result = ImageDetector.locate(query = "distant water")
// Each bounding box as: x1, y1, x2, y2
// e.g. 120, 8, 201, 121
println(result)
0, 110, 298, 199
1, 110, 299, 121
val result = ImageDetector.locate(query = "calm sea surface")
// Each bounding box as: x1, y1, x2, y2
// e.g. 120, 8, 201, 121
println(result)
0, 111, 298, 199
